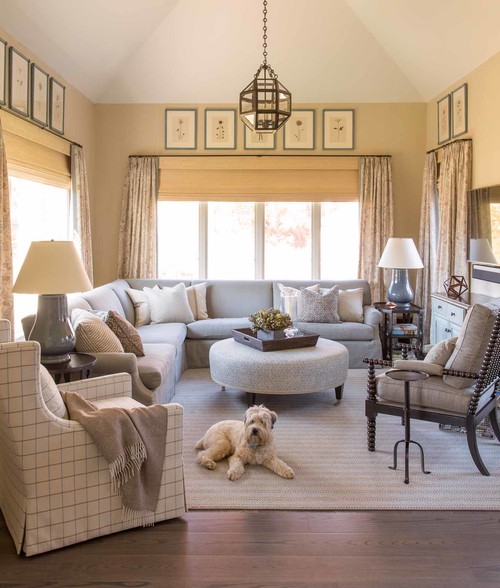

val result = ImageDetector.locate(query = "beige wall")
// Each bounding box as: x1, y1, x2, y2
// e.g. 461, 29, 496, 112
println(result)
94, 102, 426, 284
427, 51, 500, 190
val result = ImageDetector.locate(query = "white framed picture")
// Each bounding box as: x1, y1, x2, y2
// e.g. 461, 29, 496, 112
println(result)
437, 94, 451, 144
284, 110, 315, 150
31, 64, 49, 126
9, 47, 30, 116
244, 126, 275, 150
323, 109, 354, 150
165, 109, 197, 149
205, 109, 236, 150
49, 78, 65, 134
451, 83, 468, 138
0, 38, 6, 106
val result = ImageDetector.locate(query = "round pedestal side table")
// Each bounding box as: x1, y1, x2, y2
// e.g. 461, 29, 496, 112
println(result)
43, 352, 97, 384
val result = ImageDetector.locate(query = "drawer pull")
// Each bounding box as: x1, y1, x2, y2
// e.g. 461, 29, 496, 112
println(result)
451, 312, 456, 317
438, 305, 442, 309
444, 328, 452, 333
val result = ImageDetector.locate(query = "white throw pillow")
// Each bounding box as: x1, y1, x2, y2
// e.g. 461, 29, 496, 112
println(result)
277, 283, 320, 319
186, 282, 209, 320
145, 282, 195, 324
72, 309, 124, 353
338, 288, 364, 322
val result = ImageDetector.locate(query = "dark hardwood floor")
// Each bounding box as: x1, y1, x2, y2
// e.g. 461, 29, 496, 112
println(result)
1, 510, 500, 587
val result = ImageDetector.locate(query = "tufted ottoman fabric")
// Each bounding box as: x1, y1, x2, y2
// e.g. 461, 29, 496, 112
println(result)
209, 337, 349, 405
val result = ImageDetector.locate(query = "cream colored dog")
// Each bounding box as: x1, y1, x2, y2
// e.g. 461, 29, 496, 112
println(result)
195, 405, 295, 481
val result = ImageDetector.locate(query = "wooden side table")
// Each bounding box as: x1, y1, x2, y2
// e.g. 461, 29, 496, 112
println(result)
43, 352, 96, 384
375, 302, 424, 361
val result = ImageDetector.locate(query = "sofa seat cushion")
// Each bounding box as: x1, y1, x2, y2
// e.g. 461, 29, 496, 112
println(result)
187, 317, 251, 339
137, 323, 187, 348
376, 373, 477, 415
137, 344, 176, 390
297, 321, 374, 341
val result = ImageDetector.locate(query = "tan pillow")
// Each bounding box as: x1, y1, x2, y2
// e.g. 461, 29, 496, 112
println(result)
424, 337, 457, 366
299, 286, 340, 323
186, 282, 209, 320
126, 288, 153, 327
277, 283, 320, 318
40, 365, 69, 418
72, 310, 124, 353
145, 283, 195, 324
338, 288, 364, 322
393, 360, 443, 377
105, 310, 145, 356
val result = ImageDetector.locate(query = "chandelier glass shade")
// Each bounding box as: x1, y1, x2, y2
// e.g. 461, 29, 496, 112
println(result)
239, 0, 292, 134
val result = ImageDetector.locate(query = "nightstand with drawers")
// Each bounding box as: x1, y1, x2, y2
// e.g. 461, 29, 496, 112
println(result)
430, 293, 469, 345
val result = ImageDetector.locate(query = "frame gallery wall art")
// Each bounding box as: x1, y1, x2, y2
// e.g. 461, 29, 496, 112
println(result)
323, 109, 354, 150
49, 78, 65, 134
244, 126, 275, 150
30, 64, 49, 126
437, 94, 451, 144
451, 83, 468, 138
205, 109, 236, 150
284, 110, 315, 150
9, 47, 30, 116
165, 109, 197, 149
0, 38, 6, 106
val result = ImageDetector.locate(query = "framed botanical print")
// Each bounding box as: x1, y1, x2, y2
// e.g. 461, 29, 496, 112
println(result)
31, 64, 49, 126
49, 78, 65, 134
165, 109, 197, 149
451, 83, 468, 138
284, 109, 315, 150
437, 94, 451, 144
0, 38, 6, 106
323, 109, 354, 150
244, 126, 275, 150
9, 47, 30, 116
205, 109, 236, 150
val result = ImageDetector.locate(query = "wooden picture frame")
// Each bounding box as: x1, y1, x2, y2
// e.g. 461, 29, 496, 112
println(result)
284, 109, 315, 150
165, 109, 197, 149
244, 126, 275, 150
452, 83, 468, 138
204, 109, 236, 150
437, 94, 451, 144
9, 47, 30, 116
323, 109, 354, 150
31, 63, 49, 126
49, 78, 65, 134
0, 38, 6, 106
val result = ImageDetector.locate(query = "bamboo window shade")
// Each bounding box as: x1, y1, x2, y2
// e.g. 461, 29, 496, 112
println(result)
158, 156, 359, 202
0, 110, 71, 188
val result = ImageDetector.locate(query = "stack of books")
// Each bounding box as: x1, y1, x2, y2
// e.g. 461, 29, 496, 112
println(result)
391, 323, 417, 336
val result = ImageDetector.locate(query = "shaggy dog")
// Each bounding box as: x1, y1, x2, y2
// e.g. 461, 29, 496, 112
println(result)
195, 405, 295, 481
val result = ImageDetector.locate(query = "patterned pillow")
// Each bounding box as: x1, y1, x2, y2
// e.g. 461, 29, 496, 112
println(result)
186, 282, 209, 320
40, 365, 69, 419
145, 282, 195, 324
105, 310, 145, 356
338, 288, 364, 322
299, 286, 340, 323
72, 310, 124, 353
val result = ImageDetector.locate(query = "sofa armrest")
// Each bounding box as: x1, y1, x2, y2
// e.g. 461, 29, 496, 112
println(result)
363, 305, 382, 327
57, 373, 132, 400
91, 352, 139, 375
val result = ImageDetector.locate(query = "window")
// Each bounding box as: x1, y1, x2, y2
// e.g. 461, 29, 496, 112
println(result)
157, 200, 359, 280
10, 176, 71, 337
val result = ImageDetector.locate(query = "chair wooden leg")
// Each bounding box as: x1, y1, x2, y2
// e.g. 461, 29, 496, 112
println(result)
489, 406, 500, 442
367, 417, 376, 452
467, 426, 490, 476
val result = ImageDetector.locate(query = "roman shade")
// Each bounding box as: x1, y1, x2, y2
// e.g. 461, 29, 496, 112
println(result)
158, 156, 359, 202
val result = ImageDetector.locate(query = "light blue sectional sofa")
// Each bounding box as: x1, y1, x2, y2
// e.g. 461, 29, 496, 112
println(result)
68, 278, 382, 405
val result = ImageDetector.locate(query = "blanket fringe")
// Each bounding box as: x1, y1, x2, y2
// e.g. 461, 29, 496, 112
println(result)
109, 442, 147, 492
123, 506, 156, 527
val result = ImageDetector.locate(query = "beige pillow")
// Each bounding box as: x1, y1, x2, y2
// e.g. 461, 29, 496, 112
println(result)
299, 286, 340, 323
145, 282, 195, 324
72, 310, 124, 353
424, 337, 457, 366
40, 365, 69, 418
393, 359, 443, 377
105, 310, 145, 356
277, 283, 320, 318
186, 282, 209, 320
338, 288, 364, 322
127, 287, 155, 327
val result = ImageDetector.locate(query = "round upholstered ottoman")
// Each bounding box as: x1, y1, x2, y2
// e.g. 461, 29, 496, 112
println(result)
209, 337, 349, 405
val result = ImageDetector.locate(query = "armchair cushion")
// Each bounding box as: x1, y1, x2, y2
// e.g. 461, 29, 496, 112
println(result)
40, 365, 68, 418
424, 337, 457, 365
393, 359, 443, 377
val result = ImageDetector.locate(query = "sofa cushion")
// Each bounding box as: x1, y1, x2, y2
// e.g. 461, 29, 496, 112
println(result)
126, 287, 154, 327
187, 282, 209, 320
137, 344, 176, 390
424, 337, 457, 366
194, 280, 273, 319
338, 288, 364, 322
299, 286, 340, 323
105, 310, 145, 357
392, 360, 444, 377
72, 310, 124, 353
93, 397, 144, 409
40, 365, 69, 419
187, 317, 251, 339
137, 323, 187, 349
297, 321, 374, 341
145, 283, 195, 324
81, 285, 125, 316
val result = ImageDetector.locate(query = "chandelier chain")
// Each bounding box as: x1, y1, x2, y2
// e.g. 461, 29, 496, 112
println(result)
262, 0, 268, 65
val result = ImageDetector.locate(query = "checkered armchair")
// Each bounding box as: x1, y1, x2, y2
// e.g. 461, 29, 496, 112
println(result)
0, 319, 186, 557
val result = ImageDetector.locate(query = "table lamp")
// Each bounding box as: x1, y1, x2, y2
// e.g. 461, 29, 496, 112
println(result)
378, 238, 423, 307
469, 238, 497, 264
13, 241, 93, 363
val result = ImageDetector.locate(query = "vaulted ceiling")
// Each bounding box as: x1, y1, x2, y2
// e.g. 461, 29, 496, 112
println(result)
1, 0, 500, 104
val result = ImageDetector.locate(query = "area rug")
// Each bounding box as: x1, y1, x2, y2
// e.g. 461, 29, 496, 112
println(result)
174, 368, 500, 510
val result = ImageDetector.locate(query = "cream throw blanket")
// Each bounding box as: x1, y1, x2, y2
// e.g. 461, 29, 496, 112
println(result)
63, 391, 168, 525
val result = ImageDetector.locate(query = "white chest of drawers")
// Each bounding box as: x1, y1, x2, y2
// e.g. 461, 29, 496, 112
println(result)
430, 293, 469, 345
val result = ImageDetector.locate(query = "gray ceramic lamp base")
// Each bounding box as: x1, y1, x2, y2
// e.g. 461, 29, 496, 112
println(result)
387, 269, 414, 306
29, 294, 76, 363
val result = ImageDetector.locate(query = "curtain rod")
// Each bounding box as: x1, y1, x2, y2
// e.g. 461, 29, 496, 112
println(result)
0, 104, 82, 148
426, 137, 471, 155
129, 153, 392, 158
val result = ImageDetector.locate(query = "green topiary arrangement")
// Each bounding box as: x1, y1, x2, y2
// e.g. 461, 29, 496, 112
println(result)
248, 308, 293, 333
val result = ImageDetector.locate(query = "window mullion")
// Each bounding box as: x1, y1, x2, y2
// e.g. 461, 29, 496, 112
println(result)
199, 202, 208, 279
255, 202, 265, 279
312, 202, 321, 280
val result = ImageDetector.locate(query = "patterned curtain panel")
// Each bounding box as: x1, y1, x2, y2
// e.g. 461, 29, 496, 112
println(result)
0, 119, 13, 325
415, 152, 438, 343
436, 140, 472, 292
118, 157, 158, 279
71, 145, 94, 284
468, 188, 492, 240
358, 156, 394, 303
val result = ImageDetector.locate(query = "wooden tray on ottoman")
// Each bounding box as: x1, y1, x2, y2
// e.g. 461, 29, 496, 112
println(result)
232, 328, 319, 352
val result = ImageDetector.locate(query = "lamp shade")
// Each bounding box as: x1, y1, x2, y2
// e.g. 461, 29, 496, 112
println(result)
469, 238, 497, 264
378, 238, 423, 269
13, 241, 92, 294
